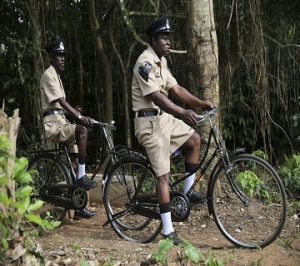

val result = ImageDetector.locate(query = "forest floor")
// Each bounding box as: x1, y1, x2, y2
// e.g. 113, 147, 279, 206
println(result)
22, 201, 300, 266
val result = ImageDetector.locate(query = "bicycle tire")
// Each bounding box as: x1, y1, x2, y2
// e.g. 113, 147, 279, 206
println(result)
208, 153, 287, 249
26, 153, 72, 224
101, 150, 147, 198
103, 157, 162, 243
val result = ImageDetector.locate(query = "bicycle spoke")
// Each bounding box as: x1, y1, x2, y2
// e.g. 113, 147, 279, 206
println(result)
103, 158, 162, 243
23, 154, 70, 232
210, 154, 287, 249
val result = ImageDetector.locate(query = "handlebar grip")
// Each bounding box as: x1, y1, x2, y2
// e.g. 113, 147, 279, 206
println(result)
90, 119, 100, 124
195, 108, 217, 122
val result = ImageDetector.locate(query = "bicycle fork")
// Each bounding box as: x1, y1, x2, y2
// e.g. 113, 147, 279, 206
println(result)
219, 153, 250, 206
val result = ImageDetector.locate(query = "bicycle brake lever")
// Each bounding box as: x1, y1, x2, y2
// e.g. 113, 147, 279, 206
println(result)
195, 108, 217, 123
90, 119, 100, 124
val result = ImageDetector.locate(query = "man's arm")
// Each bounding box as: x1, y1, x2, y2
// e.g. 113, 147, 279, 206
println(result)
149, 91, 197, 127
169, 84, 213, 110
149, 85, 214, 127
56, 98, 92, 125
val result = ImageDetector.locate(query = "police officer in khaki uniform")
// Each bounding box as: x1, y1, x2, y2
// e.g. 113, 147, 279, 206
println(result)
132, 16, 214, 245
40, 38, 97, 219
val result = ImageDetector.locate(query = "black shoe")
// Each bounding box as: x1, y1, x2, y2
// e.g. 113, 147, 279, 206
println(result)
73, 208, 97, 220
188, 191, 207, 204
162, 231, 185, 246
77, 175, 97, 189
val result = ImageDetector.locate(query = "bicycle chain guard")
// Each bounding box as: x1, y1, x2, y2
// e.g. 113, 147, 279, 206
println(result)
41, 184, 88, 210
170, 191, 190, 222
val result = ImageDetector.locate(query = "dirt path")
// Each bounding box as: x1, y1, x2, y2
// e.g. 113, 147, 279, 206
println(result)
34, 203, 300, 266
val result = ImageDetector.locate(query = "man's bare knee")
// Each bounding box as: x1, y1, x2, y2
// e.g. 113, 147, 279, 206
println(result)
183, 132, 200, 150
76, 125, 88, 139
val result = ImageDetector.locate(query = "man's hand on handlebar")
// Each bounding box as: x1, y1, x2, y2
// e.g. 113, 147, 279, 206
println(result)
201, 100, 215, 111
77, 115, 93, 126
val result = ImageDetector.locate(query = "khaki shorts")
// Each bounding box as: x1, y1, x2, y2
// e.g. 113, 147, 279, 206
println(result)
134, 113, 194, 177
43, 114, 78, 153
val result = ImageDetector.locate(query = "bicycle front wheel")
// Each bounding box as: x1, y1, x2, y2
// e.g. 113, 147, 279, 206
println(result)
26, 153, 72, 223
103, 158, 162, 243
209, 154, 287, 249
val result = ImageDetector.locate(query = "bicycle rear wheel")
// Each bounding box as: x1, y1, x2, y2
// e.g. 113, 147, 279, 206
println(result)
26, 153, 72, 225
103, 158, 162, 243
209, 154, 287, 249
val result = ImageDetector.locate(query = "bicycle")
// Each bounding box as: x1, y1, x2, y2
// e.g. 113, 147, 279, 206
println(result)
102, 108, 287, 249
25, 119, 142, 222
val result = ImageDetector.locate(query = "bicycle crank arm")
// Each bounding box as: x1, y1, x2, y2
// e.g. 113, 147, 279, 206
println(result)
102, 208, 132, 226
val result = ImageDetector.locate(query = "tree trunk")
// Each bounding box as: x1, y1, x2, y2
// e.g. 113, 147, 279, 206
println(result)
0, 106, 21, 196
89, 0, 113, 124
186, 0, 220, 190
25, 0, 45, 143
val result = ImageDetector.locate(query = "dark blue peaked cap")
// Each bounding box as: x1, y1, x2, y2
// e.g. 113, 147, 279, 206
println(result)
145, 15, 173, 37
45, 38, 67, 54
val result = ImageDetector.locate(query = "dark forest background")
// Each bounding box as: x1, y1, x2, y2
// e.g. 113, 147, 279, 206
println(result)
1, 0, 299, 167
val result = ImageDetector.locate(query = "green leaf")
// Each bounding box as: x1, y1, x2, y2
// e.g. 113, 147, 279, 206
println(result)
12, 201, 27, 213
52, 221, 61, 228
0, 192, 11, 205
0, 176, 9, 186
12, 157, 29, 179
1, 238, 9, 250
28, 200, 44, 211
14, 172, 32, 184
24, 213, 45, 228
80, 258, 90, 266
157, 238, 173, 253
15, 185, 33, 198
184, 245, 199, 263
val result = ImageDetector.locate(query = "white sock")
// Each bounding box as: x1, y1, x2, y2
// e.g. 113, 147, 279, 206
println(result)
77, 163, 86, 179
161, 212, 174, 235
184, 173, 195, 194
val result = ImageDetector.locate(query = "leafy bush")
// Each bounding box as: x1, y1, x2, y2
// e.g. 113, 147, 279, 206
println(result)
151, 238, 223, 265
277, 153, 300, 199
0, 134, 59, 263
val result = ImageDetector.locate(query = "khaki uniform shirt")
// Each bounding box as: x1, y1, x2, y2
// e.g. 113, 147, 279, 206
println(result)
131, 46, 193, 177
40, 65, 65, 112
40, 65, 77, 152
132, 45, 177, 112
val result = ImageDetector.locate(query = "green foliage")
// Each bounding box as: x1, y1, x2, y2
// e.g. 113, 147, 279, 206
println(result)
151, 238, 223, 265
0, 134, 60, 263
250, 257, 264, 266
252, 150, 268, 160
236, 170, 269, 200
289, 201, 300, 214
205, 257, 225, 266
69, 241, 81, 255
68, 242, 89, 265
278, 237, 292, 249
277, 153, 300, 199
151, 238, 174, 265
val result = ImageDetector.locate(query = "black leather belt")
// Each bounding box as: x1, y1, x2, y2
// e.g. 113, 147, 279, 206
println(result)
43, 109, 64, 118
136, 109, 163, 117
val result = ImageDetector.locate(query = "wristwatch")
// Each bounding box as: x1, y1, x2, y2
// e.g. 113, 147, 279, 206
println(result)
78, 114, 82, 119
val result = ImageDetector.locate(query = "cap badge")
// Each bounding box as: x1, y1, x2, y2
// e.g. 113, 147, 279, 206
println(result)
166, 19, 170, 30
59, 42, 65, 51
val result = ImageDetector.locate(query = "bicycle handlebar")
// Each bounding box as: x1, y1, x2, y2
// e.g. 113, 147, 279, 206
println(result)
195, 108, 217, 123
90, 119, 115, 128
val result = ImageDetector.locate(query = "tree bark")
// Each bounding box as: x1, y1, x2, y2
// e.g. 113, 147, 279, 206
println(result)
0, 106, 21, 196
89, 0, 113, 124
186, 0, 220, 189
25, 0, 45, 143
